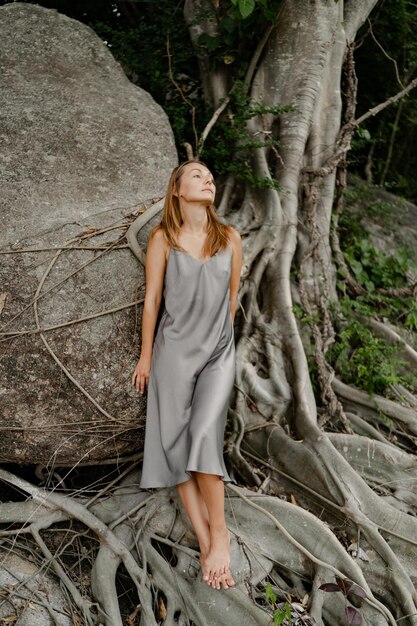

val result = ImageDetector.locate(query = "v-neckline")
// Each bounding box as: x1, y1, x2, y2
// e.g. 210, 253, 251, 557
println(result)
172, 248, 219, 266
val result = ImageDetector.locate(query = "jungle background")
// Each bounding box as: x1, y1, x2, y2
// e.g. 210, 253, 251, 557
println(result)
1, 0, 417, 625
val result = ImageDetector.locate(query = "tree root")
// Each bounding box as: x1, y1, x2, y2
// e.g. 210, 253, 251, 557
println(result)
243, 421, 417, 623
2, 457, 408, 626
333, 378, 417, 437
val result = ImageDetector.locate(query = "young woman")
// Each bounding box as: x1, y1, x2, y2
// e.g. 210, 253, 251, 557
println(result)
132, 159, 242, 591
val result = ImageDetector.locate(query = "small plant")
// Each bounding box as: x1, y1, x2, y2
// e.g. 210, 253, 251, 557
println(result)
274, 602, 292, 626
265, 582, 292, 625
319, 576, 366, 626
327, 203, 417, 396
328, 304, 408, 395
264, 582, 317, 624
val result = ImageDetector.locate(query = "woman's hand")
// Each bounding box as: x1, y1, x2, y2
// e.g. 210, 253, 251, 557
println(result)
132, 355, 151, 395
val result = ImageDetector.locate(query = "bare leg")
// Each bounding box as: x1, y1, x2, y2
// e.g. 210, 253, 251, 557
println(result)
176, 475, 211, 573
193, 472, 235, 589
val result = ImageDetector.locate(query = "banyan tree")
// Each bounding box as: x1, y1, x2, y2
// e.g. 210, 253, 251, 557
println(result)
1, 1, 417, 624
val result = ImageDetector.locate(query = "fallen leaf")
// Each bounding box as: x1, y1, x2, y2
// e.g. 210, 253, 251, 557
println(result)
319, 582, 340, 593
158, 596, 167, 620
347, 542, 370, 562
346, 605, 362, 625
127, 604, 141, 625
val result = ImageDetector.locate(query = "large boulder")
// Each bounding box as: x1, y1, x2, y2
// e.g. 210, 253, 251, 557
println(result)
0, 3, 177, 464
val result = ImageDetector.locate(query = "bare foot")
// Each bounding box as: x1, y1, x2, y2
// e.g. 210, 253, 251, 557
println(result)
212, 568, 236, 590
199, 550, 210, 583
203, 526, 233, 588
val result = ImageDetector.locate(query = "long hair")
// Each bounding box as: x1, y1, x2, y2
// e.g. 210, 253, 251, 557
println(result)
150, 160, 231, 258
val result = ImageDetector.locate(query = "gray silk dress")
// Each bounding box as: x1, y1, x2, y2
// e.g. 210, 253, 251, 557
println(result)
139, 242, 235, 488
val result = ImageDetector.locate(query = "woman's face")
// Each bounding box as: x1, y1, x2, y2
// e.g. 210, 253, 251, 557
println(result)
175, 163, 216, 205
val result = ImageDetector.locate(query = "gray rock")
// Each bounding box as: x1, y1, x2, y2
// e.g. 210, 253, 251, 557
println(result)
0, 551, 72, 625
0, 3, 177, 463
346, 175, 417, 265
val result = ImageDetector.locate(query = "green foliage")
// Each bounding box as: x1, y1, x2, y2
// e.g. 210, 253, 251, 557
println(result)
264, 582, 292, 625
87, 0, 289, 186
12, 0, 417, 202
325, 186, 417, 396
203, 80, 294, 188
328, 299, 407, 395
194, 0, 281, 72
296, 181, 417, 398
188, 1, 294, 189
338, 186, 417, 331
343, 238, 410, 293
274, 602, 292, 626
265, 581, 277, 604
231, 0, 270, 19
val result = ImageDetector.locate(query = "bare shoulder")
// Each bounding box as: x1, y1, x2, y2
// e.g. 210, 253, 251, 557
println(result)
149, 225, 168, 252
226, 225, 242, 252
149, 224, 164, 244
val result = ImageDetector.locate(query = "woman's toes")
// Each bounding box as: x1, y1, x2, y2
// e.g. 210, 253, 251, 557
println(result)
220, 575, 229, 590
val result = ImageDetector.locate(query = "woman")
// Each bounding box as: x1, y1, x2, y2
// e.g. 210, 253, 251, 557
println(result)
132, 159, 242, 591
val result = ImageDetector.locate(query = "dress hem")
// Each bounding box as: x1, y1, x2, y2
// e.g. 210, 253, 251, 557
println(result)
139, 469, 234, 490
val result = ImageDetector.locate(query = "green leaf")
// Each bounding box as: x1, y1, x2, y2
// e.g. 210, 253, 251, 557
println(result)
273, 602, 292, 625
239, 0, 256, 19
273, 609, 286, 626
405, 309, 417, 331
350, 259, 364, 277
265, 582, 277, 605
356, 127, 371, 141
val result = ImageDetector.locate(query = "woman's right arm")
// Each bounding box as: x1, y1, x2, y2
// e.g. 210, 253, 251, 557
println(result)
131, 228, 167, 395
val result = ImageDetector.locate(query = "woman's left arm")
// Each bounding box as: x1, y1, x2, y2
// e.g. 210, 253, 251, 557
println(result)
229, 227, 243, 322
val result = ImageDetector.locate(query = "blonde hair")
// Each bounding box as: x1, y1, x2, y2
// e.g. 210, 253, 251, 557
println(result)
150, 160, 231, 258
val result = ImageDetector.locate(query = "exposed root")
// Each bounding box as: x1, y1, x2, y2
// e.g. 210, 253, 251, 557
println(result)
333, 378, 417, 437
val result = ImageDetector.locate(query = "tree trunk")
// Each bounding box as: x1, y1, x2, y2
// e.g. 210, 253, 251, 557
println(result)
184, 1, 417, 624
